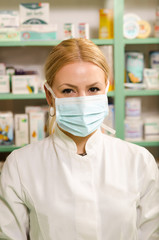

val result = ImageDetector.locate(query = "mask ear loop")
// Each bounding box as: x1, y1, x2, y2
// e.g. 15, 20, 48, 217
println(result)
44, 82, 56, 117
44, 82, 56, 98
105, 79, 110, 94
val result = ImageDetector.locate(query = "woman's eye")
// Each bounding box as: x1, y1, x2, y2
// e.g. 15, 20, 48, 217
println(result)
89, 87, 100, 92
62, 88, 74, 94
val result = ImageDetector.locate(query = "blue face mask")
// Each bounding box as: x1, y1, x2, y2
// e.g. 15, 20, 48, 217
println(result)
45, 83, 110, 137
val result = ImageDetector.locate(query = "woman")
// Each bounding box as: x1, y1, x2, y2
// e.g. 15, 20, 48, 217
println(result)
0, 38, 159, 240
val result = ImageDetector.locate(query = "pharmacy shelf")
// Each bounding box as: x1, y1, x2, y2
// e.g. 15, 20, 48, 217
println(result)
131, 141, 159, 147
124, 89, 159, 97
0, 91, 115, 100
0, 93, 46, 100
0, 39, 114, 47
124, 38, 159, 45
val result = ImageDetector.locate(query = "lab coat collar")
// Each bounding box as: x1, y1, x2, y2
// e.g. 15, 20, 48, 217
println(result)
52, 125, 103, 155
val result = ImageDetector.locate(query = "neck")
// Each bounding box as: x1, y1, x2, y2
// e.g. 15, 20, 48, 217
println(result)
58, 125, 95, 154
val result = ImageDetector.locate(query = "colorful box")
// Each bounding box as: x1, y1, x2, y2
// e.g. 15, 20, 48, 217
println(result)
0, 112, 13, 145
21, 25, 57, 41
64, 23, 75, 39
99, 9, 114, 39
78, 23, 89, 39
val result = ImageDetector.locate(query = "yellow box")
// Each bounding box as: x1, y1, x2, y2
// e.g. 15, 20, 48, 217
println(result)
99, 9, 114, 39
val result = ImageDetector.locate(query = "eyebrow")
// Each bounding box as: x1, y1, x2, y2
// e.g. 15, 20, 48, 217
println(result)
58, 82, 103, 89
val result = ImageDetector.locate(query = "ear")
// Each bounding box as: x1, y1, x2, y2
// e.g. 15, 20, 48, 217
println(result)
44, 85, 53, 106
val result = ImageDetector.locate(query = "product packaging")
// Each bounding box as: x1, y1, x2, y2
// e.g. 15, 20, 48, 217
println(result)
20, 3, 50, 25
0, 63, 6, 75
14, 114, 29, 146
154, 5, 159, 37
99, 9, 114, 39
64, 23, 75, 39
144, 116, 159, 140
0, 28, 20, 41
12, 75, 38, 94
125, 52, 144, 83
78, 23, 89, 39
144, 68, 159, 89
0, 112, 13, 145
137, 20, 151, 39
0, 75, 10, 93
125, 97, 141, 119
125, 118, 143, 141
0, 11, 19, 28
25, 105, 48, 141
150, 51, 159, 74
123, 13, 140, 39
20, 25, 57, 41
28, 111, 46, 143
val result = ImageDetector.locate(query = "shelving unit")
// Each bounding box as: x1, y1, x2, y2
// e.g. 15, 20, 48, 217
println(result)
0, 0, 159, 159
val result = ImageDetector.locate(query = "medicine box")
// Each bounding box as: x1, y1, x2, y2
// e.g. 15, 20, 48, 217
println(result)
12, 75, 38, 94
125, 97, 141, 119
0, 28, 20, 41
0, 11, 19, 28
144, 116, 159, 140
0, 75, 10, 93
144, 68, 159, 89
78, 23, 89, 39
0, 63, 6, 75
20, 3, 50, 25
14, 114, 29, 146
64, 23, 75, 39
99, 9, 114, 39
21, 25, 57, 41
29, 112, 46, 143
125, 118, 143, 141
0, 112, 13, 145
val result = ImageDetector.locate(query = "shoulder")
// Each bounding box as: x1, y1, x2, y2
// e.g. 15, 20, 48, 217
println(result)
6, 135, 53, 167
102, 133, 156, 168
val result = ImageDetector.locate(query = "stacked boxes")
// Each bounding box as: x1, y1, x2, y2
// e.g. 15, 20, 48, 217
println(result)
0, 106, 48, 147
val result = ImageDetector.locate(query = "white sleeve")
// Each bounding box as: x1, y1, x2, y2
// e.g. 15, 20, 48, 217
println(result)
137, 151, 159, 240
0, 151, 29, 240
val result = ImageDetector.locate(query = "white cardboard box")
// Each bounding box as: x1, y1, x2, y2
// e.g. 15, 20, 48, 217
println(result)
12, 75, 38, 94
14, 114, 29, 146
0, 75, 10, 93
29, 112, 46, 143
20, 3, 50, 25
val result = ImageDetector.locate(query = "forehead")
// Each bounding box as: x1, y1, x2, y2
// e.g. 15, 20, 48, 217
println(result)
53, 62, 105, 86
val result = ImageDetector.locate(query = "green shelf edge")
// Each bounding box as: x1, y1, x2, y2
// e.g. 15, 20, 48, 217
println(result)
0, 39, 114, 47
124, 37, 159, 45
130, 141, 159, 147
124, 89, 159, 96
0, 145, 21, 152
0, 93, 46, 100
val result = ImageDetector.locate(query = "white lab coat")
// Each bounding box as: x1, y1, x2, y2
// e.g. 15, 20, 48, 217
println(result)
0, 126, 159, 240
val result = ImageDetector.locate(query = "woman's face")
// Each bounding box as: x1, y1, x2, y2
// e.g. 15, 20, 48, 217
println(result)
45, 61, 107, 105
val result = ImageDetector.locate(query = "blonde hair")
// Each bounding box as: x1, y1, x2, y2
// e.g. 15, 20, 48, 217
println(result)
44, 38, 110, 134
